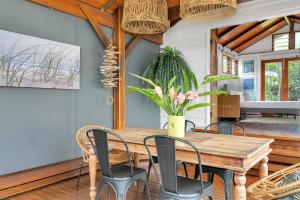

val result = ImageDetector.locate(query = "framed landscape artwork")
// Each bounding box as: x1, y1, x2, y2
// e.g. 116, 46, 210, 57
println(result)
0, 29, 80, 89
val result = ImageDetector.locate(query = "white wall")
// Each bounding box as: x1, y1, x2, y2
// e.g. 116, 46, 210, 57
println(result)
161, 0, 300, 128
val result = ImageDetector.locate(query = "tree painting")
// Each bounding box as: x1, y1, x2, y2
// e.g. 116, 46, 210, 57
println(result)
0, 29, 80, 89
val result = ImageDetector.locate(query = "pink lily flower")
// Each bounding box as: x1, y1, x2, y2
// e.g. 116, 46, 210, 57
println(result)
155, 86, 163, 98
169, 87, 176, 100
186, 91, 199, 101
175, 92, 186, 104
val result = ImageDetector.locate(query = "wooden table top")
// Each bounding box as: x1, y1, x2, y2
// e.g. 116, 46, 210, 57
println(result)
112, 128, 274, 159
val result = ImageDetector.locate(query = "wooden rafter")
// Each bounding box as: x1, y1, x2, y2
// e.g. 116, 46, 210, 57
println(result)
29, 0, 162, 45
290, 17, 300, 24
284, 16, 291, 25
168, 6, 180, 27
79, 3, 110, 47
218, 21, 259, 46
125, 37, 141, 57
30, 0, 87, 19
226, 17, 283, 50
102, 0, 123, 13
78, 0, 107, 8
217, 26, 236, 37
234, 19, 288, 53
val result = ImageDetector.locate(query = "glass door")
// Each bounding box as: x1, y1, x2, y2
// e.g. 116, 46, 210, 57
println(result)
262, 60, 283, 101
288, 59, 300, 101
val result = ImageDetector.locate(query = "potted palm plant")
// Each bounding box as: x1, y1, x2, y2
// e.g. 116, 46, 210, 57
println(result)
143, 46, 198, 92
128, 71, 238, 137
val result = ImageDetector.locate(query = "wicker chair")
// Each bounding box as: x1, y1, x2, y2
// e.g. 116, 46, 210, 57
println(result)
248, 163, 300, 200
75, 125, 129, 190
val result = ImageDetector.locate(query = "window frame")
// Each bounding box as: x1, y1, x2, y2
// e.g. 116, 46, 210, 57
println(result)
272, 32, 290, 52
222, 55, 238, 76
272, 31, 300, 52
261, 57, 300, 101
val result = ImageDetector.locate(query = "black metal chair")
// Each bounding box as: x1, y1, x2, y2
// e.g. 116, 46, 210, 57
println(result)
86, 128, 151, 200
144, 135, 214, 200
194, 122, 245, 200
146, 120, 196, 180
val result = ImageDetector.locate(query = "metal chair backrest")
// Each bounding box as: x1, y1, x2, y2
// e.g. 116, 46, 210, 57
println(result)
76, 125, 106, 162
205, 122, 245, 136
144, 135, 204, 195
163, 120, 196, 131
86, 128, 133, 177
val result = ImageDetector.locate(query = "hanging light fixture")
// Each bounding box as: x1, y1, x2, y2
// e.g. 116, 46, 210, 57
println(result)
180, 0, 238, 21
122, 0, 169, 34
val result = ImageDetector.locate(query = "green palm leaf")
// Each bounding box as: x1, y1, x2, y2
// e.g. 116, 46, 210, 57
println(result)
199, 90, 228, 97
187, 103, 210, 111
202, 75, 239, 85
143, 46, 198, 92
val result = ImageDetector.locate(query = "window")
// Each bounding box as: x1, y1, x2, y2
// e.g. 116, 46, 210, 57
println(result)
262, 58, 300, 101
231, 59, 238, 76
273, 31, 300, 51
243, 60, 255, 74
296, 32, 300, 49
273, 33, 289, 51
222, 55, 238, 75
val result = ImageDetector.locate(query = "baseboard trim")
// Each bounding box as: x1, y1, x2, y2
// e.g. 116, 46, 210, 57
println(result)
0, 158, 89, 199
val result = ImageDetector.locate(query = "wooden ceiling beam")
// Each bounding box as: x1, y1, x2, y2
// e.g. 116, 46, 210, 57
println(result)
234, 19, 288, 53
125, 36, 141, 57
78, 0, 107, 8
217, 26, 236, 37
79, 3, 110, 47
102, 0, 123, 13
290, 17, 300, 24
168, 6, 180, 27
29, 0, 162, 45
226, 17, 283, 50
30, 0, 87, 19
218, 21, 259, 46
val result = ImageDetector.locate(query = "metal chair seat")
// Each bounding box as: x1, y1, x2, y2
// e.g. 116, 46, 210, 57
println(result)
159, 176, 213, 199
176, 176, 212, 195
109, 165, 147, 179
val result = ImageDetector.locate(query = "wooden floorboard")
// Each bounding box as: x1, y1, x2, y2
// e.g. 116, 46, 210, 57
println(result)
8, 163, 258, 200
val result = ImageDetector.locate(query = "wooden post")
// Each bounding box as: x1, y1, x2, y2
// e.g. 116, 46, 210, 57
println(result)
289, 22, 295, 50
113, 7, 126, 129
210, 29, 219, 124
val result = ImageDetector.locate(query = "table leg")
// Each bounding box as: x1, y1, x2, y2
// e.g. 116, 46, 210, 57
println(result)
259, 156, 269, 179
234, 172, 247, 200
89, 148, 97, 200
134, 153, 140, 167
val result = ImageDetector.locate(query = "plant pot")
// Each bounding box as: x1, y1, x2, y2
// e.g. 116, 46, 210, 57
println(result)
167, 115, 185, 138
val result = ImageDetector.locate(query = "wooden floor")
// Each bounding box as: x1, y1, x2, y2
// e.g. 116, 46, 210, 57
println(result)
8, 163, 258, 200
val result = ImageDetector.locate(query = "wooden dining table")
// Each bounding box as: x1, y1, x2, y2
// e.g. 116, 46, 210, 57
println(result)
88, 128, 274, 200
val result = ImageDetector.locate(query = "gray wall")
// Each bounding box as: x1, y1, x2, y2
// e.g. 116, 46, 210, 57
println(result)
0, 0, 160, 175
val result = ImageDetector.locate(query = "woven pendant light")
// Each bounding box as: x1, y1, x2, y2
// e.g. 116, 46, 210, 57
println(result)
122, 0, 169, 34
180, 0, 237, 21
